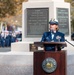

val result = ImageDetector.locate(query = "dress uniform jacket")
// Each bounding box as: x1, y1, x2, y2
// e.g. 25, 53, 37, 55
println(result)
41, 31, 65, 51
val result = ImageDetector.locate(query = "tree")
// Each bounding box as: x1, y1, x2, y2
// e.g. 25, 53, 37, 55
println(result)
0, 0, 15, 18
0, 0, 26, 18
71, 19, 74, 32
65, 0, 72, 3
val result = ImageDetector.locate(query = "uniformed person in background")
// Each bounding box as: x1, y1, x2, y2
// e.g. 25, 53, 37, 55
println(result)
41, 19, 65, 51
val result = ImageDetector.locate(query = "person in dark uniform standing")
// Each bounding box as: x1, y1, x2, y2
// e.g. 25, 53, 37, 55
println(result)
41, 19, 65, 51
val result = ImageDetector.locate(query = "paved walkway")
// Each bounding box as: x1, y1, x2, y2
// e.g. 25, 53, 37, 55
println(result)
0, 48, 74, 75
0, 47, 11, 52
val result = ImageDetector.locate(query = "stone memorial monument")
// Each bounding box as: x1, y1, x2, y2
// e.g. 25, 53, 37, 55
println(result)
11, 0, 71, 53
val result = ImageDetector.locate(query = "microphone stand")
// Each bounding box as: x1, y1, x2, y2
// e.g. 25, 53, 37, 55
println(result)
65, 39, 74, 47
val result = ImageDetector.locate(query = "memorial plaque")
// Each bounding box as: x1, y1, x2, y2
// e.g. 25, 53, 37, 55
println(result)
57, 8, 69, 35
27, 8, 49, 37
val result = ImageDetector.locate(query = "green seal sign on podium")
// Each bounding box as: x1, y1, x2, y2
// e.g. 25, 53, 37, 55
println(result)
42, 57, 57, 73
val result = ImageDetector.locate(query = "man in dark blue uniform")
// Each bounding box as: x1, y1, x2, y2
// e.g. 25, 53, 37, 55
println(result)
41, 19, 65, 51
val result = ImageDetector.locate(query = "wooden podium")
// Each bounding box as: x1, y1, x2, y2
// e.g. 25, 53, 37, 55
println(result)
33, 42, 67, 75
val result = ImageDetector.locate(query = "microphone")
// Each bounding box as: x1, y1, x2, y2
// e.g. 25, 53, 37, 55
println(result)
50, 28, 54, 34
65, 39, 74, 47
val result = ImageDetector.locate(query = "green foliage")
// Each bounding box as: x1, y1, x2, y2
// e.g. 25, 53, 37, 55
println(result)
0, 0, 25, 18
71, 19, 74, 32
65, 0, 72, 3
0, 0, 15, 18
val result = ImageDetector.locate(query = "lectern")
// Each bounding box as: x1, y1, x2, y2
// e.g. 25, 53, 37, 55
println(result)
33, 42, 67, 75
